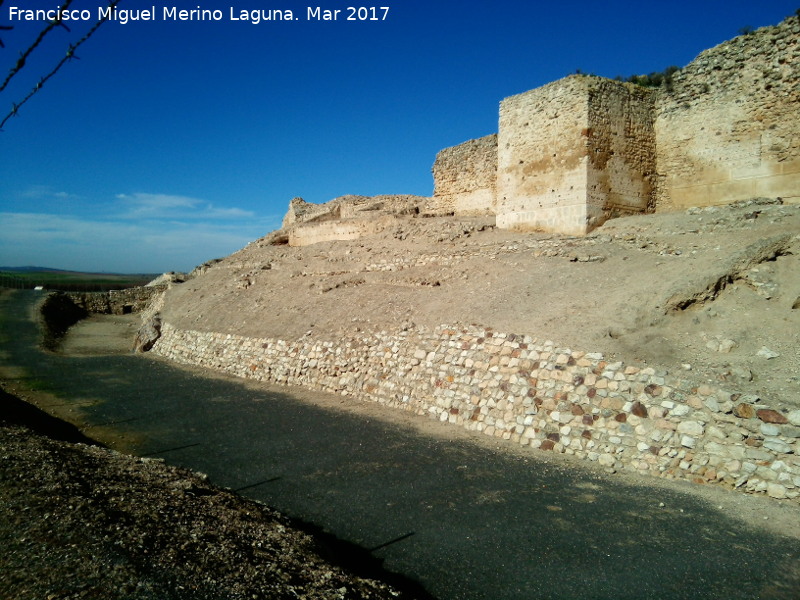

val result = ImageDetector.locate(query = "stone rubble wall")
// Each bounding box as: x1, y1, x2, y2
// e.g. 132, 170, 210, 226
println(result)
326, 195, 427, 220
282, 197, 339, 229
66, 285, 167, 315
654, 17, 800, 210
430, 135, 498, 216
152, 321, 800, 501
283, 195, 429, 247
288, 216, 397, 247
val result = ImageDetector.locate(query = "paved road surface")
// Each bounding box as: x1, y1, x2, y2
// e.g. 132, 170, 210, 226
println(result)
1, 290, 799, 599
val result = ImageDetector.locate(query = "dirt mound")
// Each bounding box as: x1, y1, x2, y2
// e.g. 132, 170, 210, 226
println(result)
159, 199, 800, 409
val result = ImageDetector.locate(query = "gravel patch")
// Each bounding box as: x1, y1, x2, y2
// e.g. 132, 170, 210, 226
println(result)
0, 385, 423, 600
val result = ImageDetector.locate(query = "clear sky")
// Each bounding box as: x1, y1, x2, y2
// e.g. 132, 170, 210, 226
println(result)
1, 0, 796, 273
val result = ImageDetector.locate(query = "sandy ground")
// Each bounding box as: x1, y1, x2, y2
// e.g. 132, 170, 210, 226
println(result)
160, 198, 800, 412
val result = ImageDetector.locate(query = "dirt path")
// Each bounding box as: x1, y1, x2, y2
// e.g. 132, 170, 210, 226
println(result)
58, 312, 140, 355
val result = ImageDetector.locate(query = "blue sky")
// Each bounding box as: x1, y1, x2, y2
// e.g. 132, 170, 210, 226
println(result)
1, 1, 796, 273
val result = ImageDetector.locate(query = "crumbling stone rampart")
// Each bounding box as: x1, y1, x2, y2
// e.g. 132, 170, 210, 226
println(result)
430, 134, 497, 216
282, 195, 428, 247
655, 17, 800, 209
152, 321, 800, 502
288, 216, 397, 247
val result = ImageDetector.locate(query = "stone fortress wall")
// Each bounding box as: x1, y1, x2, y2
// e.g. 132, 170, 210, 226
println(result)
282, 195, 428, 247
281, 16, 798, 243
495, 78, 591, 234
494, 77, 657, 234
288, 217, 397, 247
434, 14, 799, 235
585, 79, 657, 219
655, 19, 800, 210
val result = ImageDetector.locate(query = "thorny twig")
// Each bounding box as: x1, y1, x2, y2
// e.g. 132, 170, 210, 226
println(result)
0, 0, 123, 131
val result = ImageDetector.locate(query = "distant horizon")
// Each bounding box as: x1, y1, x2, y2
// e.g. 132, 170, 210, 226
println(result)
1, 1, 797, 273
0, 265, 162, 276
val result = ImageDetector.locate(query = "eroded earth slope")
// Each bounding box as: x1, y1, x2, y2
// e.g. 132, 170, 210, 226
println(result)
160, 198, 800, 411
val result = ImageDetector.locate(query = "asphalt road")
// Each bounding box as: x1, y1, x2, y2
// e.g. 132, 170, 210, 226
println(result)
1, 290, 799, 600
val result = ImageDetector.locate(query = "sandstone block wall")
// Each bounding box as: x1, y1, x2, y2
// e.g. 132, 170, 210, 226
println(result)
152, 321, 800, 502
496, 76, 655, 234
430, 135, 497, 216
496, 77, 590, 234
654, 17, 800, 210
586, 79, 656, 219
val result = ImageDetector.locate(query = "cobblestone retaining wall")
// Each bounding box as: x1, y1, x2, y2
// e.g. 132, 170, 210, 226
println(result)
66, 285, 167, 315
153, 322, 800, 501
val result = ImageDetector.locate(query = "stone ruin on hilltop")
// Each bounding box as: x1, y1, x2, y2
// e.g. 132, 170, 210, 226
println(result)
280, 15, 799, 246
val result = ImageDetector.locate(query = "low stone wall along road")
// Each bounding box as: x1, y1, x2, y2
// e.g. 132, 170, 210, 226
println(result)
1, 290, 799, 600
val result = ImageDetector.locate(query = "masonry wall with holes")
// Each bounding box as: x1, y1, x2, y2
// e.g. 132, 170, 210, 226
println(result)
429, 15, 800, 235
